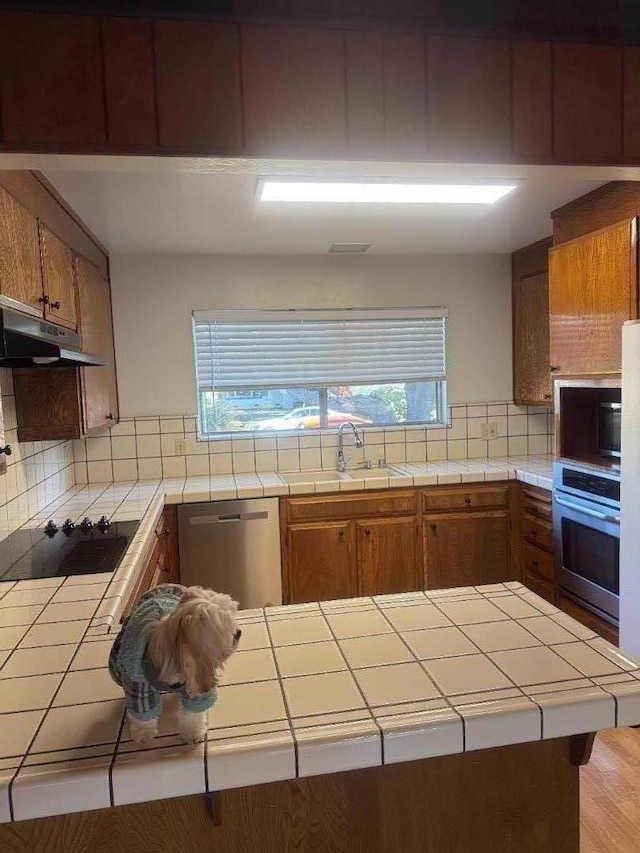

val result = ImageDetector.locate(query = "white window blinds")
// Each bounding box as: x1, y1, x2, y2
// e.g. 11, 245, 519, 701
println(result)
193, 308, 448, 392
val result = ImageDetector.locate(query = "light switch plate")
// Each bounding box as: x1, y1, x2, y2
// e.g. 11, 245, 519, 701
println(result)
175, 438, 186, 455
481, 422, 499, 440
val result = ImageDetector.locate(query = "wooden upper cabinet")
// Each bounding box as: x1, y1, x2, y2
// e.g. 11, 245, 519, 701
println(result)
0, 187, 44, 313
623, 47, 640, 161
0, 12, 106, 146
548, 219, 638, 376
357, 517, 419, 597
75, 255, 119, 429
424, 510, 513, 590
241, 24, 347, 157
512, 41, 552, 161
154, 20, 243, 151
38, 224, 77, 330
427, 35, 511, 160
512, 238, 553, 406
553, 43, 623, 162
102, 17, 157, 147
286, 522, 357, 605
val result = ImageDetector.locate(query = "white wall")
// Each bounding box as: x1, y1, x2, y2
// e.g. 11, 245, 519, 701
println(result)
110, 254, 512, 417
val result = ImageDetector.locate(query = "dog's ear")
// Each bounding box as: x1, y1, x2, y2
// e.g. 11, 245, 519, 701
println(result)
177, 610, 217, 698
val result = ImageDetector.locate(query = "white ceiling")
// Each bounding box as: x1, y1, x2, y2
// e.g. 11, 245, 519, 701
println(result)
0, 154, 631, 255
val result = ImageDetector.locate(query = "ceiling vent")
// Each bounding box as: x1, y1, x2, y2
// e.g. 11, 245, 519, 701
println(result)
328, 242, 371, 254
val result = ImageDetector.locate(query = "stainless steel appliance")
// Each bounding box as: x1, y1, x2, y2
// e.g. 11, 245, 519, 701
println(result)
553, 460, 620, 626
178, 498, 282, 609
0, 303, 106, 367
597, 402, 622, 458
0, 515, 139, 581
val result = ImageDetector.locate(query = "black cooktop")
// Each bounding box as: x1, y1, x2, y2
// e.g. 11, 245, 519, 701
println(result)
0, 517, 140, 582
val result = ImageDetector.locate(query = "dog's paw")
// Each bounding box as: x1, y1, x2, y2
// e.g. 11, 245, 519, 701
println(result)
179, 711, 207, 744
129, 715, 158, 744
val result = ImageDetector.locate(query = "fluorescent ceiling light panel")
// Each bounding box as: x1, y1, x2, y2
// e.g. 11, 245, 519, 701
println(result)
259, 181, 517, 204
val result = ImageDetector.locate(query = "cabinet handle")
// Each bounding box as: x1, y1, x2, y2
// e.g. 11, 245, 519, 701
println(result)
544, 393, 552, 400
49, 301, 61, 310
430, 523, 436, 532
38, 295, 49, 305
338, 530, 345, 540
106, 413, 115, 421
529, 529, 538, 538
550, 365, 560, 373
0, 445, 11, 456
364, 528, 371, 536
464, 497, 471, 505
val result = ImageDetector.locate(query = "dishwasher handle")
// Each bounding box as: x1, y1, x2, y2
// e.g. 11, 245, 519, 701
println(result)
189, 511, 270, 526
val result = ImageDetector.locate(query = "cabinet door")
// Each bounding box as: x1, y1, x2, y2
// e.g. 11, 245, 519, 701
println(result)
0, 187, 44, 313
241, 24, 347, 157
0, 12, 106, 146
549, 219, 637, 375
75, 255, 119, 430
39, 224, 77, 329
424, 511, 513, 590
287, 522, 357, 604
357, 517, 419, 597
513, 271, 552, 405
154, 20, 242, 152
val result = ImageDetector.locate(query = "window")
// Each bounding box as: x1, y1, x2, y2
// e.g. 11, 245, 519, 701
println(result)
193, 308, 448, 436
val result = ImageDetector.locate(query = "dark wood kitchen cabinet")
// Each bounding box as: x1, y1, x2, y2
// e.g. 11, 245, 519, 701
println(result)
424, 510, 513, 589
38, 223, 77, 330
0, 185, 44, 313
548, 218, 638, 376
519, 485, 555, 603
0, 11, 106, 147
357, 517, 419, 597
75, 255, 119, 429
286, 522, 358, 604
281, 491, 419, 604
512, 237, 553, 406
422, 484, 515, 590
14, 253, 119, 440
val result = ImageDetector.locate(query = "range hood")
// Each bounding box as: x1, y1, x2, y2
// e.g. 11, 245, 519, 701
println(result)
0, 306, 106, 367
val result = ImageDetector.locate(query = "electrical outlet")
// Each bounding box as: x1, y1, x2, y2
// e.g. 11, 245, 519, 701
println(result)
175, 438, 186, 455
480, 422, 499, 440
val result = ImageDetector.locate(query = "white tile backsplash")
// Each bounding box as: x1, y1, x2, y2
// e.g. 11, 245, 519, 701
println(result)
72, 402, 553, 481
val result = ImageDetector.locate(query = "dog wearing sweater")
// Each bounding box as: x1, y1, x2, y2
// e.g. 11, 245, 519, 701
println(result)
109, 584, 241, 745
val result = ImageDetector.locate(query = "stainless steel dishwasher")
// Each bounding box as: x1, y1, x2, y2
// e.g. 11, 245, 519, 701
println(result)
177, 498, 282, 609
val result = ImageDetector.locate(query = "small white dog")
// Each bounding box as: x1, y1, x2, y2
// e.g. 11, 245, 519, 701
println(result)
109, 584, 241, 744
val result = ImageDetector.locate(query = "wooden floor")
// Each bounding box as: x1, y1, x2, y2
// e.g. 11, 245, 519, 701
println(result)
581, 728, 640, 852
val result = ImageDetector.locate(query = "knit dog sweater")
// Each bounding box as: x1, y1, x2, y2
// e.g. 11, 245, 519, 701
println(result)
109, 583, 217, 721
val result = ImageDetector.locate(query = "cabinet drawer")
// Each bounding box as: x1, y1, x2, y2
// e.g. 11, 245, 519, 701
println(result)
522, 512, 553, 551
557, 594, 618, 645
422, 485, 508, 512
523, 542, 554, 582
284, 491, 416, 522
522, 492, 552, 522
523, 569, 555, 604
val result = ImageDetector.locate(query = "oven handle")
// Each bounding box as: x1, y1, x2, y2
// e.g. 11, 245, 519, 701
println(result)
554, 495, 620, 525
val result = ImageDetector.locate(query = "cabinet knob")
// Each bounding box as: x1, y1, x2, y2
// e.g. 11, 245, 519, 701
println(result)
550, 365, 560, 373
529, 529, 537, 538
531, 560, 539, 568
430, 523, 437, 532
38, 295, 49, 305
49, 301, 61, 310
338, 530, 345, 540
464, 497, 471, 505
106, 413, 115, 421
543, 393, 552, 400
0, 445, 12, 456
364, 528, 371, 536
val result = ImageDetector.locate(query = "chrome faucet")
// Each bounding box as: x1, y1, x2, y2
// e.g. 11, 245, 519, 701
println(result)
337, 421, 363, 471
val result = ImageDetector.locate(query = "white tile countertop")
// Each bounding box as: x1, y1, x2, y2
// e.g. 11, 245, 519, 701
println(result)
0, 453, 567, 823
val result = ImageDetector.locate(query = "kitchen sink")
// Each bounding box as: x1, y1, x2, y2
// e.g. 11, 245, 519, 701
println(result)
344, 467, 399, 479
279, 470, 347, 484
279, 467, 400, 485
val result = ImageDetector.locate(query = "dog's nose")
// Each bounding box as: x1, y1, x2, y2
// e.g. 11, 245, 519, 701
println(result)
234, 629, 242, 642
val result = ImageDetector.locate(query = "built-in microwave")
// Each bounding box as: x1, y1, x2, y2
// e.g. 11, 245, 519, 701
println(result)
598, 402, 621, 458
